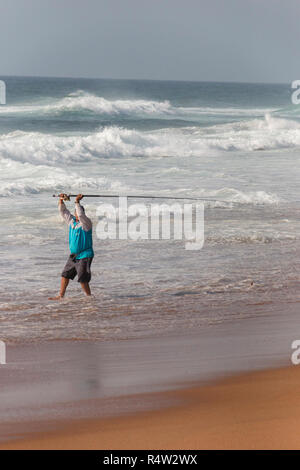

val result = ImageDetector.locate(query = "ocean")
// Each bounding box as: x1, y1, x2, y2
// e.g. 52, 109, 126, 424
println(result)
0, 76, 300, 344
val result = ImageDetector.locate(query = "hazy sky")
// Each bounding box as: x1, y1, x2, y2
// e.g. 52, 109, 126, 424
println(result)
0, 0, 299, 82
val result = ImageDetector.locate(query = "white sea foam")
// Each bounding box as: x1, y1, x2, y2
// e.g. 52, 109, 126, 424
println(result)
0, 158, 127, 196
199, 188, 280, 205
0, 155, 279, 206
207, 231, 297, 245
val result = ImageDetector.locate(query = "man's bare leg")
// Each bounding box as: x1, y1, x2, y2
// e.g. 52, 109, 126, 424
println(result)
48, 277, 69, 300
80, 282, 91, 296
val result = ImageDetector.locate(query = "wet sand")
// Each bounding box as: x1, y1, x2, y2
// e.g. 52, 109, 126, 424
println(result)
0, 304, 299, 449
2, 366, 300, 450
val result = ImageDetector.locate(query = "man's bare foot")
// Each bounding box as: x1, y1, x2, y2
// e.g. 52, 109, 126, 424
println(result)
48, 295, 64, 300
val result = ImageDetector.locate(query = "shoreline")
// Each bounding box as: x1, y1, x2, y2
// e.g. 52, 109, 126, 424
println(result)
2, 365, 300, 450
0, 304, 299, 448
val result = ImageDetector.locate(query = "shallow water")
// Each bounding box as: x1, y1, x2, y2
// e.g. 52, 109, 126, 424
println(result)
0, 304, 298, 440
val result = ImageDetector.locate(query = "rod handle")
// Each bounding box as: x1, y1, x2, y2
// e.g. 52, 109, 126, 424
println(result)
52, 194, 71, 201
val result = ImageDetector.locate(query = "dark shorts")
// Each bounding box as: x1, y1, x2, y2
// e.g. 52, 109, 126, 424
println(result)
62, 255, 93, 283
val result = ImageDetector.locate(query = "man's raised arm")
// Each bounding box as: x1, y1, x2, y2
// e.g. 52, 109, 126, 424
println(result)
75, 194, 92, 231
59, 193, 73, 224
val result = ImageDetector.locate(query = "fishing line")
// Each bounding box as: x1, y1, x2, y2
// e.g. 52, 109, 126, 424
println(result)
52, 193, 242, 205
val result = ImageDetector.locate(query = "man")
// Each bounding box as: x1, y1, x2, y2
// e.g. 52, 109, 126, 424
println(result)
49, 193, 94, 300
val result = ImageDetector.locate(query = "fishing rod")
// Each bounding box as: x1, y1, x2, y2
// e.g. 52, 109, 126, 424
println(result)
52, 193, 233, 204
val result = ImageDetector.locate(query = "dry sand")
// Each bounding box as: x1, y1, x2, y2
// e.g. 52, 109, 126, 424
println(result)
1, 365, 300, 450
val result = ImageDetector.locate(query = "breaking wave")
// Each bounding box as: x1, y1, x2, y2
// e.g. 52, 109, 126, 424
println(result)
0, 90, 275, 118
1, 113, 300, 166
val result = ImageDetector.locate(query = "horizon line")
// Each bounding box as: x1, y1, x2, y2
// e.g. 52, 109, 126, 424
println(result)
0, 74, 290, 87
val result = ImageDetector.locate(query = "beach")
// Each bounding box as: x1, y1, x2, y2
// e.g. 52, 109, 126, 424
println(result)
0, 302, 299, 449
1, 77, 300, 449
2, 365, 300, 450
0, 0, 299, 451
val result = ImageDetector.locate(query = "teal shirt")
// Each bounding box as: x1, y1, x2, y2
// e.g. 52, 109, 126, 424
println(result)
69, 218, 94, 259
